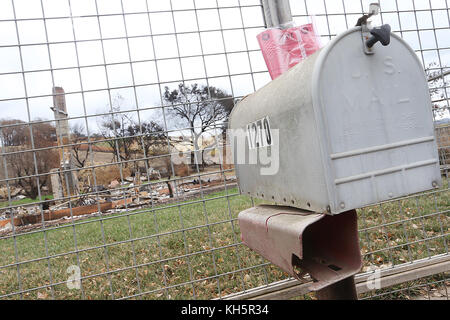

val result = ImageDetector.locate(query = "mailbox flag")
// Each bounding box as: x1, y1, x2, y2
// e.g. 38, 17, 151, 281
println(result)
257, 23, 321, 80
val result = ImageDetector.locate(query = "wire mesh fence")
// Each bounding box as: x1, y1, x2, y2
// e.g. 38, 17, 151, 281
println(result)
0, 0, 448, 300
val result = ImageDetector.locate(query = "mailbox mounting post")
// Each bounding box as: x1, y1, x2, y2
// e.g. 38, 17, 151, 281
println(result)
316, 275, 358, 300
238, 206, 362, 300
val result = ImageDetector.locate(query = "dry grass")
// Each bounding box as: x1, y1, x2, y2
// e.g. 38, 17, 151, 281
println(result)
0, 178, 448, 300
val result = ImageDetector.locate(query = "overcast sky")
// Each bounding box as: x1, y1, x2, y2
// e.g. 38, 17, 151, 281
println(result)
0, 0, 449, 135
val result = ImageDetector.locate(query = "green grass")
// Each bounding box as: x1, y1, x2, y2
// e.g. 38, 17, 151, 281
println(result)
0, 188, 276, 300
0, 179, 448, 300
0, 195, 54, 209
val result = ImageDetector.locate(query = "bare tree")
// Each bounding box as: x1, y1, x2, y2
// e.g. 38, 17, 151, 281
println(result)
98, 95, 137, 166
426, 62, 449, 119
71, 123, 90, 168
127, 120, 168, 168
163, 83, 233, 167
0, 119, 30, 147
0, 119, 59, 199
147, 143, 175, 198
426, 63, 450, 167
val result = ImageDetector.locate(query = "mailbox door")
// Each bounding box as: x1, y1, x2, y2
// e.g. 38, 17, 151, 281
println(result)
313, 27, 442, 213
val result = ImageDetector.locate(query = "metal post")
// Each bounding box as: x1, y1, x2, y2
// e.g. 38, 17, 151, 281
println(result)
315, 211, 359, 300
261, 0, 293, 28
316, 276, 358, 300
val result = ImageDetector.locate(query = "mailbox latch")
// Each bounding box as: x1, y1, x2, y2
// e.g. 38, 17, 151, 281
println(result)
357, 3, 391, 55
361, 22, 375, 55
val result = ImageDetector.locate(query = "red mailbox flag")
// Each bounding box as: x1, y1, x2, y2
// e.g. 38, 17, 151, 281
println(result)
257, 23, 321, 80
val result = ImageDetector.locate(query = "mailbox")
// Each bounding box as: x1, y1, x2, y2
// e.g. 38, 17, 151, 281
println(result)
229, 26, 442, 215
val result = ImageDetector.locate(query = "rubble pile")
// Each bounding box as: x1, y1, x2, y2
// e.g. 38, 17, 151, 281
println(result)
0, 186, 27, 201
0, 173, 237, 234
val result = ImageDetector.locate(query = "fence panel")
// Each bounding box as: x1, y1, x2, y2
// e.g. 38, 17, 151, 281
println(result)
0, 0, 448, 300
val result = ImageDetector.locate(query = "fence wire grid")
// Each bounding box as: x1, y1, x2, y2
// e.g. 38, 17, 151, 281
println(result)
0, 0, 448, 300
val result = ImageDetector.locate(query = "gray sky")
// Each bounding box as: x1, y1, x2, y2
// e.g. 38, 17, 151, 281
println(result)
0, 0, 449, 134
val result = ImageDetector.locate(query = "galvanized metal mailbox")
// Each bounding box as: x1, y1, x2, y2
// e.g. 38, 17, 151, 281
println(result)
229, 26, 442, 215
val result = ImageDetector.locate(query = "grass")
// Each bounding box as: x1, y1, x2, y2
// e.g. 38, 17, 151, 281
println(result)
0, 178, 448, 300
0, 195, 54, 209
0, 187, 276, 300
357, 178, 449, 267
